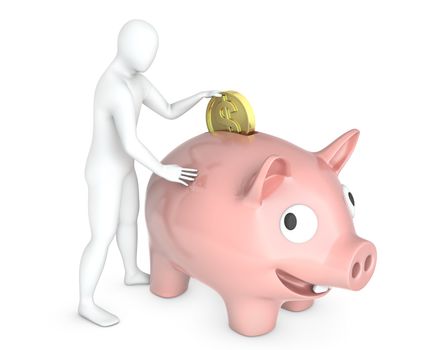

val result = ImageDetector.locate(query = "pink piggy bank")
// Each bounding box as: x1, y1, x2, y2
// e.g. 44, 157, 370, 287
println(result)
145, 129, 376, 336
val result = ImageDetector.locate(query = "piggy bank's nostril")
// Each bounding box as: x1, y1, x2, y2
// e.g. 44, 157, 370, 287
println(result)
364, 255, 373, 272
351, 262, 361, 279
351, 254, 374, 279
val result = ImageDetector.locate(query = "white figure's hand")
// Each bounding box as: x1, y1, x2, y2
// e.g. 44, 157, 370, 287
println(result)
201, 90, 222, 98
156, 164, 198, 186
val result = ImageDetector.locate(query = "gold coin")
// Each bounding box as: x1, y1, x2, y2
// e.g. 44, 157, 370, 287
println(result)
206, 91, 255, 135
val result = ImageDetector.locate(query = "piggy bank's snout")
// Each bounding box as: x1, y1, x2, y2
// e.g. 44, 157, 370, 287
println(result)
327, 238, 377, 291
347, 241, 377, 291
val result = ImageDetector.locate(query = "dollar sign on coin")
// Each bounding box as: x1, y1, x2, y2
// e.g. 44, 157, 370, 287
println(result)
206, 91, 255, 135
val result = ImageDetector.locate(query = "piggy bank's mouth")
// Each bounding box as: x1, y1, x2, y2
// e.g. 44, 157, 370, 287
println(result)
275, 269, 330, 297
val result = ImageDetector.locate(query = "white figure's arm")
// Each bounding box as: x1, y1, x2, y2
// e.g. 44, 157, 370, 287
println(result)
112, 87, 198, 186
143, 81, 221, 120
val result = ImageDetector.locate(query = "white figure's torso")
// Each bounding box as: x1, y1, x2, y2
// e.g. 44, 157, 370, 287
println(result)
86, 69, 150, 179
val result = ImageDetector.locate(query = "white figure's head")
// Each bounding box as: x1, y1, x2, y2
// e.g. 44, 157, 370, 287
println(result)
117, 20, 158, 72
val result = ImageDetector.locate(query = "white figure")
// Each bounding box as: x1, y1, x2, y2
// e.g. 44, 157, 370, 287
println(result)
79, 19, 221, 327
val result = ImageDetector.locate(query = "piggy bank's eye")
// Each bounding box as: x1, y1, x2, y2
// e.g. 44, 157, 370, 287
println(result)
280, 205, 318, 243
342, 185, 355, 217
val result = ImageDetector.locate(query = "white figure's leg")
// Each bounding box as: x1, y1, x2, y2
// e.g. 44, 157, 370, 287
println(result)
78, 180, 122, 326
117, 170, 150, 285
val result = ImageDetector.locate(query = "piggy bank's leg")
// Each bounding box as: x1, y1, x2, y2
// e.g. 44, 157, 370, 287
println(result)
224, 298, 280, 336
150, 250, 189, 298
116, 170, 150, 285
281, 300, 314, 312
78, 180, 123, 326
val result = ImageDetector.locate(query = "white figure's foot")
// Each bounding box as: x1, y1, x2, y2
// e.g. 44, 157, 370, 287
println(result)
124, 270, 150, 285
78, 302, 120, 327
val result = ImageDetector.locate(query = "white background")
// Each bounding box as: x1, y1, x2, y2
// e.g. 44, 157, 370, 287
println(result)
1, 1, 437, 349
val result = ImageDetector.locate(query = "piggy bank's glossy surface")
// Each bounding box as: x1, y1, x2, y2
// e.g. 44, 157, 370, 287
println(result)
145, 130, 376, 336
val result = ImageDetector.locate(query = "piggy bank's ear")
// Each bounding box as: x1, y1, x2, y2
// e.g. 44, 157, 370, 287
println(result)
244, 155, 291, 205
316, 129, 360, 174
